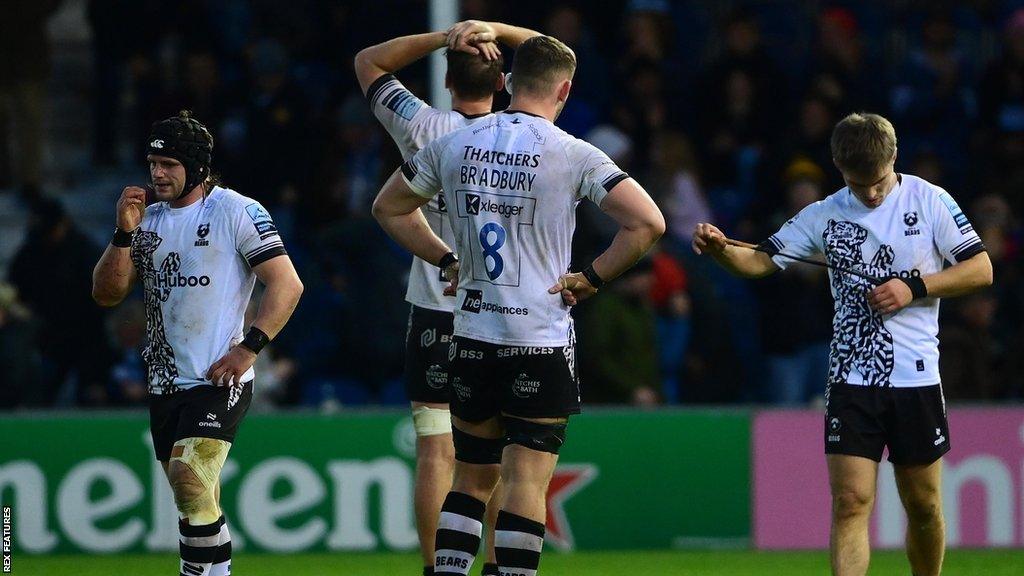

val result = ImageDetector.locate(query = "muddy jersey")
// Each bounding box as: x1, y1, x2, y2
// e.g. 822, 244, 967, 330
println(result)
367, 73, 493, 312
402, 110, 630, 346
131, 186, 286, 394
764, 174, 985, 387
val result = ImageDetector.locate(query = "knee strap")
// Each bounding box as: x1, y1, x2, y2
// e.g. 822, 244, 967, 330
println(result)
504, 417, 567, 454
452, 426, 505, 465
412, 406, 453, 437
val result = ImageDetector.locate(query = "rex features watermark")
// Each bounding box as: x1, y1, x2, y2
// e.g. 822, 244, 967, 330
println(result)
3, 505, 12, 573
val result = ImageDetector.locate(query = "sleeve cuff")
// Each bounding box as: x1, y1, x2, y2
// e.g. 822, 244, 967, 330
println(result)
246, 246, 288, 268
401, 161, 435, 199
952, 241, 986, 263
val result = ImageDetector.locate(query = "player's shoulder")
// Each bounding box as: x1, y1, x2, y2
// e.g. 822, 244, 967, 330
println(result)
206, 186, 271, 220
899, 173, 952, 203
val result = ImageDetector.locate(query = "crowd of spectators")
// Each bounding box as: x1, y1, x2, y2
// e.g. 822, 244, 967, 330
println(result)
2, 0, 1023, 410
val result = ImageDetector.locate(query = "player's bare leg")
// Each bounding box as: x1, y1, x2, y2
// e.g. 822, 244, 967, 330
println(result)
828, 454, 879, 576
168, 438, 232, 576
483, 478, 505, 567
494, 415, 565, 576
894, 459, 945, 576
413, 401, 457, 570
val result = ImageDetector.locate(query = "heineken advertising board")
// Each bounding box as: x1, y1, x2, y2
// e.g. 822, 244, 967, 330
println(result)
0, 410, 749, 554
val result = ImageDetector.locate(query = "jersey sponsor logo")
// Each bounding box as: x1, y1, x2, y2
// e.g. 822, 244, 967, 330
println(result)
154, 268, 212, 288
194, 223, 210, 246
513, 372, 541, 398
938, 192, 973, 234
245, 202, 277, 235
425, 364, 447, 390
452, 376, 471, 400
460, 289, 529, 316
463, 192, 525, 217
420, 328, 436, 348
496, 346, 555, 358
382, 87, 423, 121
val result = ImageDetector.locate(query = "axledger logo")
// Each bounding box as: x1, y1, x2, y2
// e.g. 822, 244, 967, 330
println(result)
464, 193, 524, 218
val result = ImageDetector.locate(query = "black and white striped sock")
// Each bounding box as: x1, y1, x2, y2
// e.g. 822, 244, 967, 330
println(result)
434, 492, 486, 576
210, 516, 231, 576
494, 511, 545, 576
179, 518, 221, 576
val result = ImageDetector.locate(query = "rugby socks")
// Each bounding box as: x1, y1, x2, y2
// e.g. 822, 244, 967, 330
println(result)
210, 516, 232, 576
434, 492, 486, 575
495, 511, 545, 576
179, 518, 221, 576
481, 562, 500, 575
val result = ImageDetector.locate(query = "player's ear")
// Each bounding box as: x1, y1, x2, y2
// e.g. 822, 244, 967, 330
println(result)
445, 71, 452, 90
557, 79, 572, 103
495, 71, 506, 94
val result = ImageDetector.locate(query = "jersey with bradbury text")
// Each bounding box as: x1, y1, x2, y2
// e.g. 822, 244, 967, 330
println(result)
764, 174, 985, 387
131, 186, 286, 394
367, 73, 493, 312
402, 110, 630, 346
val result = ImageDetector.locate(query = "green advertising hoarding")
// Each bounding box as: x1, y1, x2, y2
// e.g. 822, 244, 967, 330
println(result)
0, 410, 749, 554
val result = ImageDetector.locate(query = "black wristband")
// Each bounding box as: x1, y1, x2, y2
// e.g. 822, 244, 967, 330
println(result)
239, 326, 270, 355
437, 251, 458, 270
900, 276, 928, 300
112, 227, 136, 248
581, 264, 605, 289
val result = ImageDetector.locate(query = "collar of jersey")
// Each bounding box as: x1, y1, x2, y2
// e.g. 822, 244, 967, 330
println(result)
165, 186, 219, 214
503, 109, 545, 119
454, 109, 491, 119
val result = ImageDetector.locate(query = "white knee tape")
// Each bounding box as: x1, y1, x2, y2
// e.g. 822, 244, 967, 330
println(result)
171, 437, 230, 491
412, 406, 452, 437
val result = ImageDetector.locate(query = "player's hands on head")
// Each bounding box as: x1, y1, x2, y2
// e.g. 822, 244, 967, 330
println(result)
692, 222, 727, 256
206, 345, 257, 387
548, 272, 598, 306
117, 186, 148, 231
442, 261, 460, 297
867, 279, 913, 315
447, 20, 500, 60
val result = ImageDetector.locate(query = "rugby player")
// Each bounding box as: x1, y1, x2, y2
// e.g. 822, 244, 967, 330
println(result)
355, 19, 540, 576
693, 112, 993, 576
373, 35, 664, 576
92, 111, 303, 576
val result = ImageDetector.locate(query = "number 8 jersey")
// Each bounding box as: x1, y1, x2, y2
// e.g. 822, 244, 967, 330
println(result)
402, 110, 629, 346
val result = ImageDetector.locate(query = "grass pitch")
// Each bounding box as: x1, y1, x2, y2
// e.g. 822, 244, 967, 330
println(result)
13, 549, 1024, 575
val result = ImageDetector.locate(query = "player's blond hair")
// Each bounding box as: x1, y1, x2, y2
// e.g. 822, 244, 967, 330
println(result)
830, 113, 897, 176
510, 35, 577, 96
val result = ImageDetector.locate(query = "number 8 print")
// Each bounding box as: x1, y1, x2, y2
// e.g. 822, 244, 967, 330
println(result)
479, 222, 506, 280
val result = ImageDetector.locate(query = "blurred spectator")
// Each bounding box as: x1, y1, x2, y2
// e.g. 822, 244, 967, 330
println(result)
649, 246, 691, 404
977, 9, 1024, 214
8, 197, 113, 406
0, 283, 40, 408
87, 0, 162, 165
646, 130, 711, 247
809, 7, 884, 113
579, 258, 659, 406
545, 4, 606, 136
939, 290, 1001, 399
0, 0, 60, 198
105, 299, 147, 406
754, 163, 833, 405
890, 8, 975, 187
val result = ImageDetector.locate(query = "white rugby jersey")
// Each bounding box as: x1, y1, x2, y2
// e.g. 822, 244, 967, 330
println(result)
402, 110, 630, 346
367, 73, 493, 312
764, 174, 985, 387
131, 186, 287, 394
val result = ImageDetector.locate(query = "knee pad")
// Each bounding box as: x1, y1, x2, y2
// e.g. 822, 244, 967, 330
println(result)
504, 417, 567, 454
412, 406, 453, 437
452, 426, 505, 465
170, 437, 230, 525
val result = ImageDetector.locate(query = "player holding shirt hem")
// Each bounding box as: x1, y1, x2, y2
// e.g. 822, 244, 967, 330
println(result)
693, 112, 993, 576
